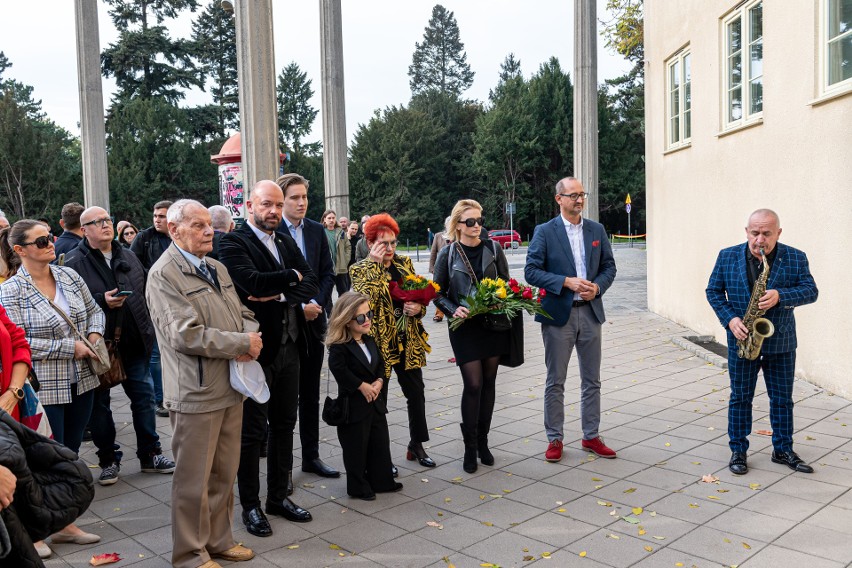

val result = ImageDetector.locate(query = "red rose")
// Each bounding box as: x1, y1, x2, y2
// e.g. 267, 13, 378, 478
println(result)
522, 288, 533, 300
592, 240, 600, 247
510, 285, 521, 294
508, 278, 519, 288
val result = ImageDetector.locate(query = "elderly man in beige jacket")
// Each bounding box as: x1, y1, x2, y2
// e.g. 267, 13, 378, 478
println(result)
146, 199, 262, 568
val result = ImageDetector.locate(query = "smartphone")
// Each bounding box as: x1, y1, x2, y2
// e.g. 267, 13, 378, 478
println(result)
114, 291, 133, 297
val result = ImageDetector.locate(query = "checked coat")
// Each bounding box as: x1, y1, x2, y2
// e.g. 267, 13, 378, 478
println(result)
706, 242, 818, 453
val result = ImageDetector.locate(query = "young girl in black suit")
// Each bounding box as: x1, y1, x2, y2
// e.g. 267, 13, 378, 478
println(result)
326, 291, 403, 500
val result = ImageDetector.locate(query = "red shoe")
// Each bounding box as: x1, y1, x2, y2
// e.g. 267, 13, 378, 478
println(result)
545, 440, 563, 462
582, 436, 616, 458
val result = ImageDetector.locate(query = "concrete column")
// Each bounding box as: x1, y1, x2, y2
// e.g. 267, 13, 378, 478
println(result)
319, 0, 350, 218
74, 0, 109, 209
573, 0, 599, 221
234, 0, 279, 191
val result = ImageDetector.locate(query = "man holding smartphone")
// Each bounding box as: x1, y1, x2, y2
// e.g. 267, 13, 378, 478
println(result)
64, 206, 175, 485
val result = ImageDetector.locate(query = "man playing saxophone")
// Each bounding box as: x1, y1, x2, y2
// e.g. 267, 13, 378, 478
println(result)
706, 209, 818, 476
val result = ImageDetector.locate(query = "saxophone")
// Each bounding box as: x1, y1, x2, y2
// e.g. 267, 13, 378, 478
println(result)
737, 247, 775, 360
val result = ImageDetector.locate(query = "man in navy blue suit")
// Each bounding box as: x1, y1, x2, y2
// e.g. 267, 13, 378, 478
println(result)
276, 173, 341, 480
707, 209, 818, 475
525, 177, 617, 463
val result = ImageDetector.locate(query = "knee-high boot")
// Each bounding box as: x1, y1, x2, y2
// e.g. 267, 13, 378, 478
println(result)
461, 423, 478, 473
477, 389, 496, 466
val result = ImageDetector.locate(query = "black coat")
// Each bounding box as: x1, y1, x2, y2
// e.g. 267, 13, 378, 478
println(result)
63, 238, 155, 359
277, 217, 335, 338
52, 232, 82, 259
327, 337, 388, 424
218, 222, 319, 366
0, 411, 95, 568
130, 226, 170, 271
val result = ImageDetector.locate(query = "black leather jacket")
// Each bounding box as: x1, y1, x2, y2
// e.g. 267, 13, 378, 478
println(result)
432, 241, 510, 316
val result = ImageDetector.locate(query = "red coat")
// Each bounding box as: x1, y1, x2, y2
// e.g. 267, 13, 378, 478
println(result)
0, 303, 32, 421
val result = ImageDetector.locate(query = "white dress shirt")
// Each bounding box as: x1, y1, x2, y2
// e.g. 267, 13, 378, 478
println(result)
562, 215, 586, 301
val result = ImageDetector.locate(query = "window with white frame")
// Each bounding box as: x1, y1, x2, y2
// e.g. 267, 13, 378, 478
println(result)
823, 0, 852, 93
665, 47, 691, 150
722, 1, 763, 129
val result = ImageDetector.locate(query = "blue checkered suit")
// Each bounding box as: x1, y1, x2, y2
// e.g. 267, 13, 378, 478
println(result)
706, 242, 818, 452
0, 265, 106, 406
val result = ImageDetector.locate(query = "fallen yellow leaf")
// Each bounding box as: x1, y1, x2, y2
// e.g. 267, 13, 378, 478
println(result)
607, 534, 620, 539
632, 507, 643, 515
286, 545, 299, 550
591, 477, 602, 481
481, 521, 494, 527
579, 551, 587, 557
644, 545, 653, 552
557, 508, 567, 513
624, 487, 637, 494
676, 563, 684, 567
707, 495, 721, 500
329, 544, 341, 550
665, 442, 671, 447
652, 536, 665, 540
638, 529, 646, 535
541, 552, 552, 558
688, 503, 700, 508
742, 542, 751, 550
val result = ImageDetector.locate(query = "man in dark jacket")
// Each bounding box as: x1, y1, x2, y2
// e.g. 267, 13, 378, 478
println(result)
277, 173, 340, 479
219, 180, 319, 537
64, 207, 175, 486
130, 200, 173, 417
53, 202, 84, 259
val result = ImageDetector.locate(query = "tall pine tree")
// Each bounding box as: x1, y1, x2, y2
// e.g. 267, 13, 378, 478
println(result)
191, 0, 239, 137
408, 4, 474, 97
276, 62, 319, 156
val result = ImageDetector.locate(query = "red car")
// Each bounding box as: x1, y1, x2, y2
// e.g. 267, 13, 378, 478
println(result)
488, 229, 522, 249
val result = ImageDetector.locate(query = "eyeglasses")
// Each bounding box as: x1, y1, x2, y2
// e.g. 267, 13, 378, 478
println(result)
460, 217, 485, 227
123, 230, 137, 236
558, 192, 589, 201
20, 234, 54, 249
378, 240, 398, 248
352, 310, 374, 325
82, 217, 113, 228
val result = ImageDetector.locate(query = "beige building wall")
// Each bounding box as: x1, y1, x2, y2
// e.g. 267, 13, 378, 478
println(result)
645, 1, 852, 396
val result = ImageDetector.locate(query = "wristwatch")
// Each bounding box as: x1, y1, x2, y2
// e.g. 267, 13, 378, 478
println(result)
7, 386, 24, 400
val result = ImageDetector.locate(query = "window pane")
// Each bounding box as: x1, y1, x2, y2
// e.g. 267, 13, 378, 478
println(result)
684, 81, 691, 113
729, 87, 742, 122
684, 110, 691, 139
750, 77, 763, 113
828, 0, 852, 40
729, 53, 743, 88
750, 42, 763, 80
828, 32, 852, 84
750, 3, 763, 42
671, 116, 680, 144
728, 17, 742, 54
670, 80, 680, 117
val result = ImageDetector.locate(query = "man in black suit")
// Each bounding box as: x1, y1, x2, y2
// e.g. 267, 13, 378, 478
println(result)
218, 180, 319, 537
276, 173, 341, 479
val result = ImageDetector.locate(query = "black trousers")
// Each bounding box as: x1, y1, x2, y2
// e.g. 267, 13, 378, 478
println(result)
393, 363, 429, 444
298, 332, 324, 461
337, 406, 396, 497
334, 273, 350, 296
237, 339, 300, 509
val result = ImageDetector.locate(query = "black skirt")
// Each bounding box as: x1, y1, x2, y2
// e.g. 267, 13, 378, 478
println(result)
448, 313, 510, 366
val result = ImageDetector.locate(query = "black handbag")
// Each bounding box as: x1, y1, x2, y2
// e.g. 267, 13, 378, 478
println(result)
321, 370, 349, 426
499, 312, 525, 367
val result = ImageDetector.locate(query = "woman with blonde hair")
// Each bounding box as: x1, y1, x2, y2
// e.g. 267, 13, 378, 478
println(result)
326, 291, 401, 500
433, 200, 510, 473
0, 220, 106, 556
350, 213, 436, 469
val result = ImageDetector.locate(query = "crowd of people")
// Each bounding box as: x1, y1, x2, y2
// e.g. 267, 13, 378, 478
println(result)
0, 180, 820, 567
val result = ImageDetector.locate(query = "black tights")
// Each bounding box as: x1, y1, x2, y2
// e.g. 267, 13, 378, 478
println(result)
459, 356, 500, 430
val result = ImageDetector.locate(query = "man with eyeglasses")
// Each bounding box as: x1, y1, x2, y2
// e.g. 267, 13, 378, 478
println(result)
219, 180, 319, 537
64, 207, 176, 485
131, 200, 173, 418
525, 177, 617, 463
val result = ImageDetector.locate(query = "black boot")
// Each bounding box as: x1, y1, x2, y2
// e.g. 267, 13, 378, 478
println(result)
461, 424, 478, 473
477, 428, 494, 466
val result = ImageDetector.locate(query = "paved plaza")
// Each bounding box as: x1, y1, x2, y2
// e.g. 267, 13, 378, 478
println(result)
46, 247, 852, 568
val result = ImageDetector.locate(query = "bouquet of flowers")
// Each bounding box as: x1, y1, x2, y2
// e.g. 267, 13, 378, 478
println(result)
448, 277, 549, 331
388, 273, 441, 332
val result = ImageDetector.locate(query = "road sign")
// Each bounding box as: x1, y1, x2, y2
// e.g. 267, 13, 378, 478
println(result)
626, 203, 632, 213
505, 202, 516, 214
625, 193, 632, 204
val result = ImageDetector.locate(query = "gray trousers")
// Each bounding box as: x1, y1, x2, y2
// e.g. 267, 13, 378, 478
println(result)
542, 305, 602, 442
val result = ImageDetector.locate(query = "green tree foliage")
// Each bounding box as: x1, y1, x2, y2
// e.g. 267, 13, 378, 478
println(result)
0, 56, 81, 221
349, 105, 447, 241
408, 4, 475, 97
102, 0, 202, 103
601, 0, 644, 64
190, 0, 239, 136
277, 62, 320, 156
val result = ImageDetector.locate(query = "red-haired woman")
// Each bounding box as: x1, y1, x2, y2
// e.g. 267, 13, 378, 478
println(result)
349, 213, 436, 469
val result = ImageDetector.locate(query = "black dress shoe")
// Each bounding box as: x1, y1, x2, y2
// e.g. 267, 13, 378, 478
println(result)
302, 458, 341, 478
406, 443, 437, 468
771, 450, 814, 473
350, 492, 376, 501
265, 498, 312, 522
242, 506, 272, 537
729, 452, 748, 475
376, 482, 403, 494
392, 465, 398, 478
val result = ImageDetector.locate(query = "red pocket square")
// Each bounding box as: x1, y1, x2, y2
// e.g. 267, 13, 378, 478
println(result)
592, 240, 600, 247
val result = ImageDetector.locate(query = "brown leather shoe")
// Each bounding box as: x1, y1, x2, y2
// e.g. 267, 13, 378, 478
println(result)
210, 544, 255, 562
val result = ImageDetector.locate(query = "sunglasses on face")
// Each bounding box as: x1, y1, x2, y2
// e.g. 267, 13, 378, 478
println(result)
20, 234, 54, 249
123, 230, 136, 236
352, 310, 374, 325
460, 217, 485, 227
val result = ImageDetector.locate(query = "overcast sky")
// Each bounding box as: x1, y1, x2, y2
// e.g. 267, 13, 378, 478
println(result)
3, 0, 632, 145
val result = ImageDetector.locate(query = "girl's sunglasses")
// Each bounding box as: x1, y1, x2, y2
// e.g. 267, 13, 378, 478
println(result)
352, 310, 374, 325
461, 217, 485, 227
20, 234, 54, 249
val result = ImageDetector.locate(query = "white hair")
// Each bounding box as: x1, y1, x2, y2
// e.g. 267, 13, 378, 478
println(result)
208, 205, 232, 231
167, 199, 205, 224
